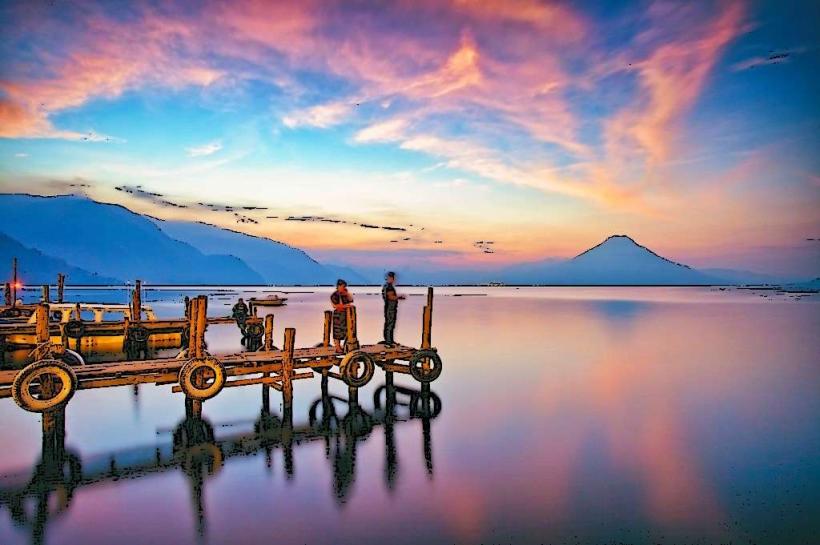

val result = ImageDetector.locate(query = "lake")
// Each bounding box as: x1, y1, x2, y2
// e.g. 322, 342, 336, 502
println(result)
1, 286, 818, 544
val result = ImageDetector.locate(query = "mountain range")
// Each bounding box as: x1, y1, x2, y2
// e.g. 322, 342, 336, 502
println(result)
0, 193, 795, 286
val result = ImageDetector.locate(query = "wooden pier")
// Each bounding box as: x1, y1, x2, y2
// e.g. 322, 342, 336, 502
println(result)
0, 288, 443, 414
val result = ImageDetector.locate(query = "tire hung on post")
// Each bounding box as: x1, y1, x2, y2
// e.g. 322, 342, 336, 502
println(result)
63, 320, 85, 339
339, 350, 375, 388
178, 357, 226, 400
128, 325, 149, 344
408, 349, 443, 383
11, 359, 78, 413
245, 322, 264, 339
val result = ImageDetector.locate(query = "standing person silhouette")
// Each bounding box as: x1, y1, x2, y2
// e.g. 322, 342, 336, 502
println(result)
330, 279, 353, 353
381, 271, 405, 347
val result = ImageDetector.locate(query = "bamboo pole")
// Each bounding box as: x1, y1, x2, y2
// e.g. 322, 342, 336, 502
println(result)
57, 273, 65, 303
41, 284, 50, 303
282, 328, 295, 407
264, 314, 274, 351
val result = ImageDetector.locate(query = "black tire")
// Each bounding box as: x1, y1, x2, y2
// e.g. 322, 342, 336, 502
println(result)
12, 359, 78, 413
408, 349, 443, 383
63, 320, 85, 339
59, 349, 85, 366
128, 325, 149, 343
339, 350, 375, 388
178, 357, 226, 400
245, 322, 264, 339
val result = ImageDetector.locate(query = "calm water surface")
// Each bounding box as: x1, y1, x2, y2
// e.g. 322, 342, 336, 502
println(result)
1, 287, 818, 544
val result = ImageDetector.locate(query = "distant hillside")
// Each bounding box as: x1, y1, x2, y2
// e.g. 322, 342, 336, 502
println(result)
0, 232, 119, 284
0, 194, 263, 284
529, 235, 721, 285
153, 219, 342, 285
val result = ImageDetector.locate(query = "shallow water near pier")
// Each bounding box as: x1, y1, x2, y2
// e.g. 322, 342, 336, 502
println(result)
1, 287, 818, 544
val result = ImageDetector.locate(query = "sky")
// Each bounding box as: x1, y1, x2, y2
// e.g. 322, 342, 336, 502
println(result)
0, 0, 818, 277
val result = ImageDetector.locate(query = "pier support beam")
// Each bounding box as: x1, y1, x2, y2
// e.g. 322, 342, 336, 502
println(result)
421, 287, 433, 349
11, 257, 18, 306
131, 280, 142, 322
41, 285, 50, 303
263, 315, 274, 351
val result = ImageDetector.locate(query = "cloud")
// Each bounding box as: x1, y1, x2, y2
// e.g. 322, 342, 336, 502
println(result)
731, 47, 807, 71
186, 141, 222, 157
282, 101, 353, 129
14, 152, 28, 158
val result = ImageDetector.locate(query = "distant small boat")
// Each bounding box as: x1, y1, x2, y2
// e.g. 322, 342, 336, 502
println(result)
248, 295, 288, 307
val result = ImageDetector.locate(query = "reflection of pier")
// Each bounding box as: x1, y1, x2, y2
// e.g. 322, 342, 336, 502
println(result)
0, 382, 441, 544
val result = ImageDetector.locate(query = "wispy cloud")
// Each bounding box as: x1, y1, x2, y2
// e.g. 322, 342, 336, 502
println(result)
282, 101, 353, 129
186, 140, 222, 157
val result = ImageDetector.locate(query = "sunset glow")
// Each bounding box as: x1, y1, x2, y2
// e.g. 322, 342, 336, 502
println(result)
1, 1, 818, 276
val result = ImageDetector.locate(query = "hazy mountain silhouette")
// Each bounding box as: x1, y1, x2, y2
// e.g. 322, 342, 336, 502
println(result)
153, 219, 363, 284
0, 194, 263, 284
0, 232, 119, 284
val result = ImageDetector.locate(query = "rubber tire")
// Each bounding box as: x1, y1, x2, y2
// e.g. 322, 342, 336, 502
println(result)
129, 325, 149, 343
245, 322, 264, 339
60, 349, 85, 366
339, 350, 375, 388
408, 349, 443, 383
12, 359, 78, 413
178, 357, 226, 401
63, 320, 85, 339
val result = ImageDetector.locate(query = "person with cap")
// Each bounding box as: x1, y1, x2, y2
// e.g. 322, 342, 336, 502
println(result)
330, 279, 354, 353
381, 271, 405, 347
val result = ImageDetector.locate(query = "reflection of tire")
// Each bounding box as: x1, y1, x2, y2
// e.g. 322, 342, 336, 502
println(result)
408, 349, 443, 383
178, 357, 226, 400
63, 320, 85, 339
12, 359, 78, 412
245, 322, 264, 338
411, 391, 443, 418
60, 349, 85, 366
339, 351, 375, 388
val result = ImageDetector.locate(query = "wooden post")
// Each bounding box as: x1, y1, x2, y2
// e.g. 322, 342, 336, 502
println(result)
193, 296, 207, 359
36, 303, 49, 345
57, 273, 65, 303
11, 257, 18, 307
345, 305, 358, 351
74, 303, 82, 321
282, 328, 295, 407
188, 297, 199, 357
41, 284, 50, 303
264, 314, 274, 351
322, 311, 332, 347
252, 304, 258, 317
3, 283, 10, 306
131, 280, 142, 322
421, 287, 434, 349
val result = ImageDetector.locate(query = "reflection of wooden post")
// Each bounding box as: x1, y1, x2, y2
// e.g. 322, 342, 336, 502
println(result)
345, 306, 358, 351
11, 257, 18, 306
57, 273, 65, 303
264, 314, 274, 351
421, 287, 433, 349
131, 280, 142, 322
282, 328, 295, 407
41, 284, 50, 303
3, 283, 10, 306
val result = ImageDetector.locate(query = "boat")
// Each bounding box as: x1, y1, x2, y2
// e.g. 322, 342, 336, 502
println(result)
248, 295, 288, 309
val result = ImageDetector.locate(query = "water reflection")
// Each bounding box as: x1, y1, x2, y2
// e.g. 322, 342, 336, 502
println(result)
0, 383, 441, 544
